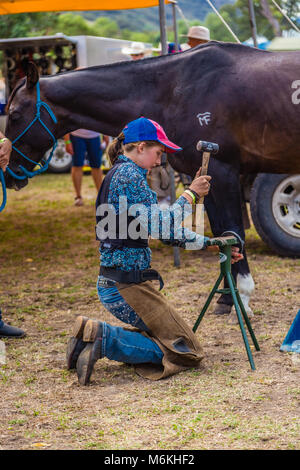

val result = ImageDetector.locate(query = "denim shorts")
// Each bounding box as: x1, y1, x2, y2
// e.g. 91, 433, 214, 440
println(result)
71, 135, 102, 168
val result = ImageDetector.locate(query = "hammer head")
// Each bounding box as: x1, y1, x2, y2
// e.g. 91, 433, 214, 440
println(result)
197, 140, 219, 154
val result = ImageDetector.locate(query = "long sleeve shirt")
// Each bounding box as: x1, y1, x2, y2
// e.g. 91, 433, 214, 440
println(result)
99, 155, 210, 272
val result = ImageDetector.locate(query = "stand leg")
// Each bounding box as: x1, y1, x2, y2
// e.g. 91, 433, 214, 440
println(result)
193, 273, 224, 332
225, 272, 256, 370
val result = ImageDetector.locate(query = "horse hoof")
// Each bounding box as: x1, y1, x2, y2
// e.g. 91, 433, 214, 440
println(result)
214, 304, 232, 315
228, 308, 254, 324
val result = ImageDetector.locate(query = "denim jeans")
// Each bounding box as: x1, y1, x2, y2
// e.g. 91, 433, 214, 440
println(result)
101, 321, 163, 364
97, 276, 163, 365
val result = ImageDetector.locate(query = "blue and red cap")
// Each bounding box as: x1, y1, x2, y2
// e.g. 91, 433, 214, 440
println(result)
123, 117, 182, 153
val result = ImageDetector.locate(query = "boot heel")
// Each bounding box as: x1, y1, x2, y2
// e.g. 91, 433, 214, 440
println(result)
83, 319, 99, 342
72, 316, 88, 338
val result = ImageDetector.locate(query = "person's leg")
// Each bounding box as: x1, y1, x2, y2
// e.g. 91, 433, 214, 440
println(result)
67, 276, 150, 371
76, 319, 163, 384
70, 136, 86, 205
103, 322, 163, 364
97, 276, 149, 331
86, 137, 103, 191
91, 168, 103, 192
71, 167, 83, 202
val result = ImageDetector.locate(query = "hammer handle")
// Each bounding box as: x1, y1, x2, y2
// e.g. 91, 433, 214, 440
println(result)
192, 151, 211, 232
199, 151, 210, 204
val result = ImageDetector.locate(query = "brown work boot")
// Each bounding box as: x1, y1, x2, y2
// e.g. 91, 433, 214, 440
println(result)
66, 315, 89, 370
76, 320, 103, 385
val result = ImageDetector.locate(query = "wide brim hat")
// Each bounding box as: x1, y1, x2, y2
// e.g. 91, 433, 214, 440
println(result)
181, 26, 210, 41
122, 41, 146, 56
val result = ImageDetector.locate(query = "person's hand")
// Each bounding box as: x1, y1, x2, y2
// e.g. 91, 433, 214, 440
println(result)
65, 142, 74, 155
189, 167, 212, 198
0, 137, 12, 171
231, 246, 244, 264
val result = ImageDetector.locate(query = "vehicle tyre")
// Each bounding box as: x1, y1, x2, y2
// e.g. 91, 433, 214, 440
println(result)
250, 173, 300, 257
47, 139, 73, 173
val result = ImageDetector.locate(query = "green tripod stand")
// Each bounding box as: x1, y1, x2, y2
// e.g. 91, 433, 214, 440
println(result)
193, 236, 260, 370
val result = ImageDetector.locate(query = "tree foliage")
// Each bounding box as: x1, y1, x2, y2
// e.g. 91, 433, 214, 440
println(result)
0, 0, 298, 44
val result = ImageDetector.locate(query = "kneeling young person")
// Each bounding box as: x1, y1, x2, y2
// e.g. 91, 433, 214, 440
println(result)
66, 117, 242, 385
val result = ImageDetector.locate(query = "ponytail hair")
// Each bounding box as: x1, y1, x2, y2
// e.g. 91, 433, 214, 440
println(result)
107, 131, 162, 167
107, 131, 125, 166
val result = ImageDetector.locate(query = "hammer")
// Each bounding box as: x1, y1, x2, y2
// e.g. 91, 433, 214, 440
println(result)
192, 140, 219, 232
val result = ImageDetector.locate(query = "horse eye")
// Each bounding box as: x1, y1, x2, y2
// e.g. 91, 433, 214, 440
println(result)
10, 111, 21, 121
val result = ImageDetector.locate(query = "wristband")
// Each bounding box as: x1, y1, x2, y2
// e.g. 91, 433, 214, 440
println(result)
0, 138, 8, 144
65, 140, 71, 145
184, 189, 196, 204
187, 188, 201, 203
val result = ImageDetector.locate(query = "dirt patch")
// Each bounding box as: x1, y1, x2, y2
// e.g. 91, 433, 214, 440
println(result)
0, 174, 299, 450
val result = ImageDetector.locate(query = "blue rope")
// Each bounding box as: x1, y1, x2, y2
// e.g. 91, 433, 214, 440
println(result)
0, 169, 7, 212
0, 81, 58, 211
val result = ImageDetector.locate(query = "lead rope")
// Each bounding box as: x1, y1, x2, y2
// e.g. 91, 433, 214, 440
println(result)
0, 169, 7, 212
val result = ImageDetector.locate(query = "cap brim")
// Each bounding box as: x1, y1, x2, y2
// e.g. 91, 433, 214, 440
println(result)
158, 139, 182, 153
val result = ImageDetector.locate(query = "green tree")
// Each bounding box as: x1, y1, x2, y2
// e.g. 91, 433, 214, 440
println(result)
94, 17, 120, 38
0, 13, 59, 38
55, 13, 96, 36
204, 0, 300, 43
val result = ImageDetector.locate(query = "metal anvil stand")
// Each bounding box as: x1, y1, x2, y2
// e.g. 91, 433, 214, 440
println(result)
193, 236, 260, 370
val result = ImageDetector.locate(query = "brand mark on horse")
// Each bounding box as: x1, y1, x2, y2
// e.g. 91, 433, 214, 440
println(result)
197, 112, 211, 126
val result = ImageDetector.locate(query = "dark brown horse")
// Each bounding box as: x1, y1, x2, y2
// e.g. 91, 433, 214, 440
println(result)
4, 41, 300, 315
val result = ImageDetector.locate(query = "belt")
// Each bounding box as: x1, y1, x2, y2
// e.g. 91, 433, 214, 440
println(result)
100, 266, 164, 291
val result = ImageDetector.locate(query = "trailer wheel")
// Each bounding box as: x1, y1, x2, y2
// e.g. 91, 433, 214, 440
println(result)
250, 173, 300, 257
47, 139, 72, 173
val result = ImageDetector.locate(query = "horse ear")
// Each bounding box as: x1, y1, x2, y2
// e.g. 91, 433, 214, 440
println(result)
26, 62, 39, 89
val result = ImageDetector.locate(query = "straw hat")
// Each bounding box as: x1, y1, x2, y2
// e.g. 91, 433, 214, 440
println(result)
182, 26, 210, 41
122, 41, 146, 56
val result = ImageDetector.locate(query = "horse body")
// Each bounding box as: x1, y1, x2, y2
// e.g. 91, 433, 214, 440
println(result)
4, 41, 300, 314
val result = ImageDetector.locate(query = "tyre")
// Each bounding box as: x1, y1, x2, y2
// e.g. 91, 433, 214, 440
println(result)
46, 139, 73, 173
250, 173, 300, 257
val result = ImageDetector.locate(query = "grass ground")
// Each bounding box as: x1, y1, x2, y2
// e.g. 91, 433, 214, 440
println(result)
0, 173, 299, 450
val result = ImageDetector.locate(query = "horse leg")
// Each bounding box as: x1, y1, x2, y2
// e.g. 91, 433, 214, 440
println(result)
203, 160, 255, 316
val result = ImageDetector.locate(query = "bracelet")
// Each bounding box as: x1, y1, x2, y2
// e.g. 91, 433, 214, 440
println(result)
65, 140, 71, 145
186, 188, 201, 204
184, 189, 196, 204
188, 188, 200, 203
0, 137, 8, 143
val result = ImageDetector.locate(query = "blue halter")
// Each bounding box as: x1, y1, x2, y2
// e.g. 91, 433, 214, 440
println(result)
0, 81, 57, 212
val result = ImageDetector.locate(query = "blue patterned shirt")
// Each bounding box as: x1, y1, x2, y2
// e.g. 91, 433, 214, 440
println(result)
99, 155, 210, 271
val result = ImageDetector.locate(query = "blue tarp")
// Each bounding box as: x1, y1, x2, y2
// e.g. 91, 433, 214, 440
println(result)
280, 309, 300, 353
